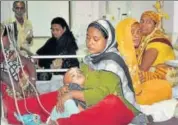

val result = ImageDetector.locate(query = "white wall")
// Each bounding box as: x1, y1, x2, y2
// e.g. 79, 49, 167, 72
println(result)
28, 1, 69, 37
173, 1, 178, 33
172, 1, 178, 57
162, 1, 174, 34
106, 1, 128, 27
31, 1, 105, 54
70, 1, 105, 55
131, 1, 155, 21
107, 1, 127, 18
1, 1, 178, 54
130, 1, 174, 34
106, 1, 174, 33
106, 1, 157, 27
30, 37, 49, 54
1, 1, 14, 22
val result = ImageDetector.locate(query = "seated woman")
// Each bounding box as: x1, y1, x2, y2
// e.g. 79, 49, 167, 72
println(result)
116, 17, 178, 122
36, 17, 79, 80
126, 21, 178, 87
133, 11, 178, 87
137, 11, 176, 72
47, 67, 134, 125
0, 23, 36, 98
57, 19, 151, 125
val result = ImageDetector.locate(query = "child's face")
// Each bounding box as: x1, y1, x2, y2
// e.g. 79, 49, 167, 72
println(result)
64, 68, 85, 86
131, 23, 142, 48
70, 73, 85, 86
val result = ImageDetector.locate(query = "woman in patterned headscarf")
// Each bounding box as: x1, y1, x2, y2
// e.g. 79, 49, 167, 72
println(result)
137, 10, 175, 72
133, 10, 178, 88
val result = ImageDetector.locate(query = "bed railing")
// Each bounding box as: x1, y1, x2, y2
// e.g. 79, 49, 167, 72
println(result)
31, 55, 85, 72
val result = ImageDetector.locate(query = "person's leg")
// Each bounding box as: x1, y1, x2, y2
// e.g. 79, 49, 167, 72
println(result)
119, 96, 152, 124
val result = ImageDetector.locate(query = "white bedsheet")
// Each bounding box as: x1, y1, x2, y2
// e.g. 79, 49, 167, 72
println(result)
140, 98, 178, 122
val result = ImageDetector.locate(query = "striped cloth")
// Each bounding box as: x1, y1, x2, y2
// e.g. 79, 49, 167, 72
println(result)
141, 65, 178, 87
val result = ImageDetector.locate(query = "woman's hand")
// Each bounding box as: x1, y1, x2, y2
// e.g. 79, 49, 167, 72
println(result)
51, 59, 63, 69
56, 92, 72, 112
32, 55, 39, 65
139, 71, 145, 83
26, 30, 33, 44
58, 85, 69, 96
26, 36, 33, 44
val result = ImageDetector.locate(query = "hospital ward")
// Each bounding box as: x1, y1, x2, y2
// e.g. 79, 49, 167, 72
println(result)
1, 1, 178, 125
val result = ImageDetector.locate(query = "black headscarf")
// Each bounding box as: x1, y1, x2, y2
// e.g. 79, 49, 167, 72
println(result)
51, 17, 78, 52
36, 17, 79, 70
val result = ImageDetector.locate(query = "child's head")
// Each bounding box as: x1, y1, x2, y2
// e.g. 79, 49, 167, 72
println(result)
131, 22, 142, 48
63, 67, 85, 86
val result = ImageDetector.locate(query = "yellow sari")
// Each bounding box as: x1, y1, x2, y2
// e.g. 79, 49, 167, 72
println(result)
137, 29, 175, 67
136, 10, 176, 83
116, 18, 172, 105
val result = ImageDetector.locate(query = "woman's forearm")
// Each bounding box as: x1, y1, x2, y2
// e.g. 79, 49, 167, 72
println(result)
139, 48, 158, 71
70, 90, 85, 102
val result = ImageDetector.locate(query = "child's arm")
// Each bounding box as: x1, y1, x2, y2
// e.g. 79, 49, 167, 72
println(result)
58, 85, 69, 95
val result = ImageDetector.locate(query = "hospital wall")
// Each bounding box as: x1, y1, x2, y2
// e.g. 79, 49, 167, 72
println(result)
1, 1, 178, 57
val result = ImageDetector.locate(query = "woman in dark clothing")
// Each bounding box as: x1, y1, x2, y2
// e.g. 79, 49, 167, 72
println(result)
36, 17, 79, 80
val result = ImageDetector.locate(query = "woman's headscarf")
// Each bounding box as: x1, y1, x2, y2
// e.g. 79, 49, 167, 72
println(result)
84, 19, 136, 94
116, 18, 142, 94
116, 18, 174, 104
51, 17, 70, 31
137, 10, 171, 64
84, 19, 118, 63
51, 17, 78, 52
141, 10, 161, 25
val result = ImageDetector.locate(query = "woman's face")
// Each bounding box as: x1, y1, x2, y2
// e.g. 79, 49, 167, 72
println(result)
140, 15, 156, 36
131, 23, 142, 48
86, 27, 107, 54
51, 24, 65, 39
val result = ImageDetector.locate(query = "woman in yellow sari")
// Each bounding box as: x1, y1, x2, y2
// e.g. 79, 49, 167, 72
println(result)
116, 18, 172, 105
137, 11, 178, 86
138, 10, 175, 71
